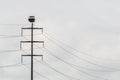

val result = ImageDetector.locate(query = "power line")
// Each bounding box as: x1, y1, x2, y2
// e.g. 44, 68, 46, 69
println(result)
0, 49, 20, 54
20, 40, 78, 80
44, 32, 93, 57
22, 37, 107, 80
35, 59, 81, 80
22, 33, 118, 80
43, 34, 119, 70
0, 59, 50, 80
0, 35, 25, 39
0, 63, 21, 68
1, 31, 120, 64
42, 48, 109, 80
1, 18, 116, 80
0, 62, 36, 69
44, 32, 120, 62
0, 48, 41, 54
43, 48, 119, 72
19, 43, 118, 72
22, 64, 51, 80
22, 39, 110, 80
22, 37, 112, 80
0, 61, 39, 69
31, 46, 110, 80
21, 46, 119, 72
21, 48, 73, 80
0, 34, 41, 39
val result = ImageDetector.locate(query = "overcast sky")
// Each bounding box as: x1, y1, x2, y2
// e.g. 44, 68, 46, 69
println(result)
0, 0, 120, 80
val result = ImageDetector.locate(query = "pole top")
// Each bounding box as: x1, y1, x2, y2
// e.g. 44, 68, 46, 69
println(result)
28, 16, 35, 23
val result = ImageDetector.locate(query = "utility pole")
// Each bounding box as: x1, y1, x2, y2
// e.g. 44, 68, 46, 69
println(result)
20, 16, 44, 80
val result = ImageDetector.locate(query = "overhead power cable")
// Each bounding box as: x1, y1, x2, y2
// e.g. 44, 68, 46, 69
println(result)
35, 59, 81, 80
0, 63, 21, 68
43, 48, 119, 72
21, 48, 79, 80
0, 33, 41, 39
0, 61, 39, 69
42, 48, 109, 80
21, 49, 78, 80
44, 32, 120, 62
44, 32, 93, 57
43, 34, 119, 70
23, 64, 51, 80
0, 48, 41, 54
22, 35, 112, 80
0, 49, 20, 54
22, 37, 111, 80
19, 42, 118, 72
0, 35, 24, 39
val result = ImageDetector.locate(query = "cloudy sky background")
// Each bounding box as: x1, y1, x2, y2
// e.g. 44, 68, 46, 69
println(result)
0, 0, 120, 80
